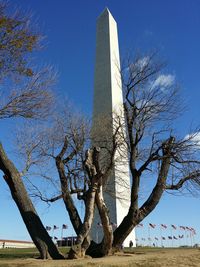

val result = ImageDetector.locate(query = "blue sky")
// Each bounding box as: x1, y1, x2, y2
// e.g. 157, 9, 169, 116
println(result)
0, 0, 200, 246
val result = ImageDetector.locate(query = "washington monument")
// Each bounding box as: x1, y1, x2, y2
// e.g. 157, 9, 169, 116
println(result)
91, 8, 136, 247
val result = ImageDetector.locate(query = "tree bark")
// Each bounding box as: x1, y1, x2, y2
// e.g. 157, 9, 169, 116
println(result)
113, 138, 174, 247
56, 157, 82, 234
68, 188, 96, 259
86, 186, 113, 257
56, 156, 91, 258
68, 147, 107, 259
0, 143, 64, 259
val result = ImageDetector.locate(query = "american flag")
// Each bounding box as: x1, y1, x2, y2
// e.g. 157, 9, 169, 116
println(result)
190, 228, 196, 235
161, 224, 167, 229
171, 224, 177, 230
149, 223, 156, 229
53, 225, 59, 230
62, 224, 68, 229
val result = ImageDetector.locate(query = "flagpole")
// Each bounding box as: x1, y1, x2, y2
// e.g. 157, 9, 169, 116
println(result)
160, 226, 163, 247
184, 229, 187, 246
140, 224, 144, 247
193, 233, 195, 244
171, 227, 173, 247
193, 231, 195, 246
148, 225, 150, 246
179, 227, 181, 247
190, 231, 192, 247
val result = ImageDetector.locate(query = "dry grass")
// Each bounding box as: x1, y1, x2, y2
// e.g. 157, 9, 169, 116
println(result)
0, 247, 200, 267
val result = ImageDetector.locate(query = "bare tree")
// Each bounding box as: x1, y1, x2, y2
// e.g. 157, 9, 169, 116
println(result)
0, 67, 55, 120
0, 0, 123, 259
14, 52, 200, 258
16, 109, 92, 257
0, 1, 40, 78
0, 1, 63, 259
16, 108, 122, 258
112, 52, 200, 248
0, 1, 54, 120
0, 143, 64, 259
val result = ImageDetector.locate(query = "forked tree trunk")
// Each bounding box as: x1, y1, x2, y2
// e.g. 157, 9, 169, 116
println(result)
68, 187, 96, 259
56, 157, 83, 233
68, 147, 106, 259
96, 188, 113, 256
0, 143, 64, 259
113, 138, 173, 248
86, 186, 113, 257
55, 157, 91, 256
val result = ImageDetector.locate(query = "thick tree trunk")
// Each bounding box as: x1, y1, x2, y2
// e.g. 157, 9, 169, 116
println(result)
96, 188, 113, 256
68, 187, 96, 259
56, 156, 91, 259
76, 190, 96, 245
0, 143, 64, 259
68, 147, 106, 259
86, 186, 113, 257
56, 157, 83, 234
112, 209, 138, 248
113, 138, 173, 248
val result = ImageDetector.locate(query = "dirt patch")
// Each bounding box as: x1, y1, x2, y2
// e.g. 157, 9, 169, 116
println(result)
0, 248, 200, 267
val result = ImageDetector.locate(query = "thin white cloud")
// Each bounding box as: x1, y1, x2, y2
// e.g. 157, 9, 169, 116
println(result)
136, 56, 149, 70
126, 56, 150, 73
152, 74, 175, 89
185, 132, 200, 146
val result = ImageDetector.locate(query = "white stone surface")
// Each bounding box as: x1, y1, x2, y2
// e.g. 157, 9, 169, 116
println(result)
91, 8, 136, 247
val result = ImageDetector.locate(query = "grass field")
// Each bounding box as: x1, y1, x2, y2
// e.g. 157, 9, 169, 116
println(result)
0, 247, 68, 260
0, 247, 200, 267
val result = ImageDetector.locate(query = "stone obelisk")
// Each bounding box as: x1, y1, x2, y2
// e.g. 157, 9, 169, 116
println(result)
91, 8, 136, 247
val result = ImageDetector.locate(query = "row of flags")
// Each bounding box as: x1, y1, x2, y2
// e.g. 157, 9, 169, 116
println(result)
45, 223, 196, 243
45, 224, 69, 241
45, 224, 68, 231
136, 223, 197, 247
137, 235, 185, 242
46, 223, 195, 232
138, 223, 196, 234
